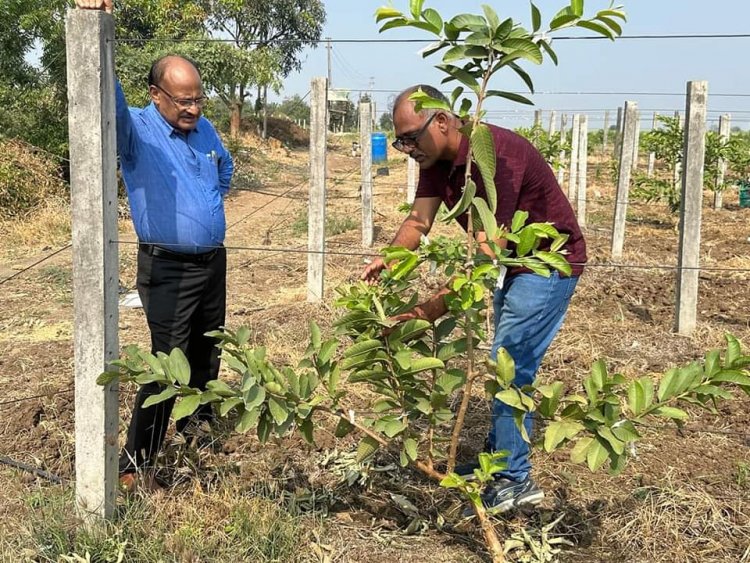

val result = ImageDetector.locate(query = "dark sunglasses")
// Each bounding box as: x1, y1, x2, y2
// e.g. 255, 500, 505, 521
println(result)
392, 113, 438, 152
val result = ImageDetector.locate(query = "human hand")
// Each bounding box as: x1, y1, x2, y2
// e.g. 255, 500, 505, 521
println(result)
74, 0, 113, 13
361, 257, 386, 285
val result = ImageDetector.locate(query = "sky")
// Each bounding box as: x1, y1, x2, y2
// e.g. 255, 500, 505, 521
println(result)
271, 0, 750, 130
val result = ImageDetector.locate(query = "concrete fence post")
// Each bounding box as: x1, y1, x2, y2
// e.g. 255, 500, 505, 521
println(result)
611, 101, 638, 260
714, 114, 731, 209
307, 78, 328, 302
675, 81, 708, 336
360, 101, 374, 247
66, 8, 119, 523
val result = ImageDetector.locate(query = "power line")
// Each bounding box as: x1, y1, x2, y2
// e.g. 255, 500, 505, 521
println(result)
0, 243, 73, 288
114, 33, 750, 45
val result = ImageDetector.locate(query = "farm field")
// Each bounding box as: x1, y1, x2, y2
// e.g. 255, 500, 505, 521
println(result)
0, 132, 749, 563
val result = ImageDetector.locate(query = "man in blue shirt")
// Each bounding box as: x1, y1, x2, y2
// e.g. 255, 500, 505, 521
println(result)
76, 0, 234, 492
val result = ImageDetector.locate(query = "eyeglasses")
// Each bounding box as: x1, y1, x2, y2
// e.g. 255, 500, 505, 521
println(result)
392, 113, 437, 152
153, 84, 208, 110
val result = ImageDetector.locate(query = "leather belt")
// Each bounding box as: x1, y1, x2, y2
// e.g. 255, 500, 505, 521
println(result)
138, 243, 220, 264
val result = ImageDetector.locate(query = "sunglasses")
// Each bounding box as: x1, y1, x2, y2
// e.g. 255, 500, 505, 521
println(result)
392, 113, 437, 152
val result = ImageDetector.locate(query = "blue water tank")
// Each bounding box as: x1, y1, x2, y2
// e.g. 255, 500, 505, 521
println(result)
371, 132, 388, 163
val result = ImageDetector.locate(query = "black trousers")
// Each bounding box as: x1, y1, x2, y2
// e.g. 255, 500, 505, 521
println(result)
119, 245, 226, 474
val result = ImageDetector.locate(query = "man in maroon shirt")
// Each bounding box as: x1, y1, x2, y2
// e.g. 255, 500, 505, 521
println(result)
362, 85, 586, 513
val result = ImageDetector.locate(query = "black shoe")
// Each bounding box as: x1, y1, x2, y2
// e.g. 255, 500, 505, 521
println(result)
481, 477, 544, 514
463, 477, 544, 517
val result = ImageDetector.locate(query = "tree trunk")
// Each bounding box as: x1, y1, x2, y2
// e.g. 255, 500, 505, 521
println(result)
230, 101, 242, 138
262, 85, 268, 140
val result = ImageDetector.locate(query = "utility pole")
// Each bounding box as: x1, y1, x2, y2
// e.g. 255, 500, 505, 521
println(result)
326, 38, 332, 88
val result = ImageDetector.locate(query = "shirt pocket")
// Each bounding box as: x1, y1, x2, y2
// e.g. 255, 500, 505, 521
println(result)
201, 150, 220, 188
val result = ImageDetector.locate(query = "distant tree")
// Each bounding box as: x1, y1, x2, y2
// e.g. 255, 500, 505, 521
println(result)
200, 0, 325, 137
379, 112, 394, 131
271, 94, 311, 123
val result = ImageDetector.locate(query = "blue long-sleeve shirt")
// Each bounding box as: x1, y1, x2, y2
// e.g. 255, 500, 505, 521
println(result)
115, 82, 234, 254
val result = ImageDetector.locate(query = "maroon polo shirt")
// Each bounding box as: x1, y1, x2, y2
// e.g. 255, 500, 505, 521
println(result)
415, 124, 586, 276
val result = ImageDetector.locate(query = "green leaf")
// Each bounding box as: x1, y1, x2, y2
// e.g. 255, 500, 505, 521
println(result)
206, 379, 236, 397
472, 197, 498, 237
409, 0, 425, 19
576, 20, 614, 40
570, 0, 584, 17
530, 2, 541, 32
404, 437, 418, 461
388, 319, 431, 344
597, 9, 627, 21
511, 210, 529, 233
299, 418, 314, 444
169, 347, 191, 386
534, 251, 572, 276
243, 385, 266, 410
268, 396, 290, 425
437, 64, 480, 94
711, 371, 750, 386
379, 18, 409, 32
344, 339, 383, 358
611, 420, 640, 443
236, 326, 251, 346
628, 377, 653, 416
403, 357, 445, 375
501, 39, 543, 65
235, 407, 260, 433
435, 369, 466, 394
597, 427, 625, 455
725, 333, 741, 368
257, 413, 271, 443
443, 45, 470, 64
657, 368, 680, 401
437, 338, 469, 362
141, 386, 178, 409
538, 39, 559, 65
550, 13, 579, 29
172, 394, 201, 421
310, 320, 321, 351
486, 90, 534, 106
543, 420, 584, 452
375, 6, 403, 23
586, 438, 609, 471
652, 406, 689, 421
597, 15, 622, 36
471, 124, 497, 213
591, 359, 607, 389
356, 435, 381, 462
422, 8, 443, 34
219, 397, 243, 417
440, 472, 466, 489
449, 13, 487, 31
97, 371, 120, 385
481, 4, 500, 30
515, 227, 538, 256
317, 340, 337, 365
570, 437, 593, 464
443, 179, 477, 221
495, 347, 516, 387
383, 418, 406, 438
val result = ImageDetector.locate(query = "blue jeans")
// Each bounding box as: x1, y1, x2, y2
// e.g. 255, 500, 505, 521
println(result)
488, 272, 579, 482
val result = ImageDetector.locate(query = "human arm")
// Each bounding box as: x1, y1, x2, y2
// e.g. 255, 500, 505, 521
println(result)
361, 196, 442, 283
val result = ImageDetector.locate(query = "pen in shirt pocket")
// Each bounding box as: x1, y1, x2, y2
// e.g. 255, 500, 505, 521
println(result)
207, 150, 218, 164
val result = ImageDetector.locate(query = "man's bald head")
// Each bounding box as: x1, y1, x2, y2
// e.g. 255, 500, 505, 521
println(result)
148, 55, 201, 87
392, 84, 448, 116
